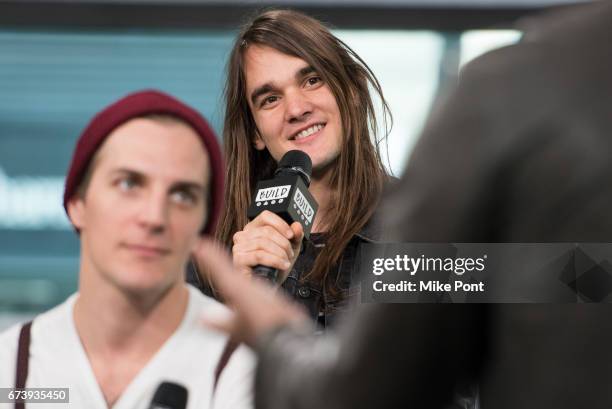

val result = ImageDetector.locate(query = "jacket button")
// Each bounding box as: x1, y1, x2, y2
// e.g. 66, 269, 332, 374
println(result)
297, 286, 311, 298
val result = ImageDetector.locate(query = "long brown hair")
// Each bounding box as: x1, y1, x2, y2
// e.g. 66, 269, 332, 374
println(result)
217, 9, 392, 296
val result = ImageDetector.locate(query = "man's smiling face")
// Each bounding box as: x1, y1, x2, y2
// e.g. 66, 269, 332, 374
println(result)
244, 45, 343, 173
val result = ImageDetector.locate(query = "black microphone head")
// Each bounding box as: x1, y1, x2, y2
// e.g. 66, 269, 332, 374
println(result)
150, 382, 188, 409
278, 150, 312, 176
276, 150, 312, 185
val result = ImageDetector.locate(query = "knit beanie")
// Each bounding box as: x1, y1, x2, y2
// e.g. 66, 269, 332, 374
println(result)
63, 90, 224, 236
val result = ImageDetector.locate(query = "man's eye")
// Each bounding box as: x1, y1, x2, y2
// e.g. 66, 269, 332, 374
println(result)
171, 190, 197, 205
118, 177, 138, 191
261, 95, 278, 107
305, 76, 321, 87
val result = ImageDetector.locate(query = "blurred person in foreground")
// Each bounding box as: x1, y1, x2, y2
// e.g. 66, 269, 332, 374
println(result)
194, 2, 612, 409
0, 90, 254, 409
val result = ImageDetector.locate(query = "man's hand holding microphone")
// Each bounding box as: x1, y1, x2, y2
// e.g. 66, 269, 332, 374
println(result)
232, 210, 303, 283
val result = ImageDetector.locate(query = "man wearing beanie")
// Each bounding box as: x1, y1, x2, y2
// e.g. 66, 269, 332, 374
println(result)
0, 90, 253, 409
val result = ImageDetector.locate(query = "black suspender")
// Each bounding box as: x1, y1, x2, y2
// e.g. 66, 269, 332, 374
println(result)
15, 321, 32, 409
213, 338, 239, 391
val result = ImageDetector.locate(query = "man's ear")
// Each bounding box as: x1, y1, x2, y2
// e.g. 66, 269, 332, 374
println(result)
253, 130, 266, 151
67, 197, 86, 230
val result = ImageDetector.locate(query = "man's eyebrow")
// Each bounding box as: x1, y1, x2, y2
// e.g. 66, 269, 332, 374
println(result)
250, 84, 275, 106
297, 65, 316, 79
111, 168, 144, 178
249, 65, 318, 106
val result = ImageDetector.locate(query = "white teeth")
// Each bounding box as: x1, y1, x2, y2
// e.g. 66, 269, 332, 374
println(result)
295, 124, 324, 140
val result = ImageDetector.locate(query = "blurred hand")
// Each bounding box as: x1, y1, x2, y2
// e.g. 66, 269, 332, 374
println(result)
193, 238, 309, 346
232, 210, 304, 283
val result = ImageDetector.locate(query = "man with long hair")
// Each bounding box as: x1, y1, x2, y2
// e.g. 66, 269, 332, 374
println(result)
213, 9, 392, 327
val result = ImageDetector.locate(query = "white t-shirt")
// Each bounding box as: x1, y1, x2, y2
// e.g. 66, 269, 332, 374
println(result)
0, 286, 254, 409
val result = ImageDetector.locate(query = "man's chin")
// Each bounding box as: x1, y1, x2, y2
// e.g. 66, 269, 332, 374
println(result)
108, 271, 176, 301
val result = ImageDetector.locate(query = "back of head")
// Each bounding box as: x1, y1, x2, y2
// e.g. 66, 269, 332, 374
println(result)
381, 3, 612, 408
486, 6, 612, 408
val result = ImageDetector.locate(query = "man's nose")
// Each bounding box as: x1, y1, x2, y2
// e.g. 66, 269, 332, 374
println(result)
137, 190, 168, 234
285, 90, 313, 123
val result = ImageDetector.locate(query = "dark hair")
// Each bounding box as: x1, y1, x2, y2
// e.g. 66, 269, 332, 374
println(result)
217, 9, 392, 296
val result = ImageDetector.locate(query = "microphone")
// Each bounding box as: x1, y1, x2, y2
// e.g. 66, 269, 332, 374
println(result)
148, 382, 188, 409
247, 150, 319, 282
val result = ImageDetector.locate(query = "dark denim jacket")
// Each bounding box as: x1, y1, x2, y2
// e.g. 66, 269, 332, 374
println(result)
281, 220, 382, 328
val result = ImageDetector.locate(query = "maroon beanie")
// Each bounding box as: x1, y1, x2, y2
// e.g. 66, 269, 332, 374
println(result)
63, 89, 224, 236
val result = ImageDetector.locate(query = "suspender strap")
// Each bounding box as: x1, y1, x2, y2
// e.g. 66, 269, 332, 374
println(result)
15, 321, 32, 409
213, 338, 239, 391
